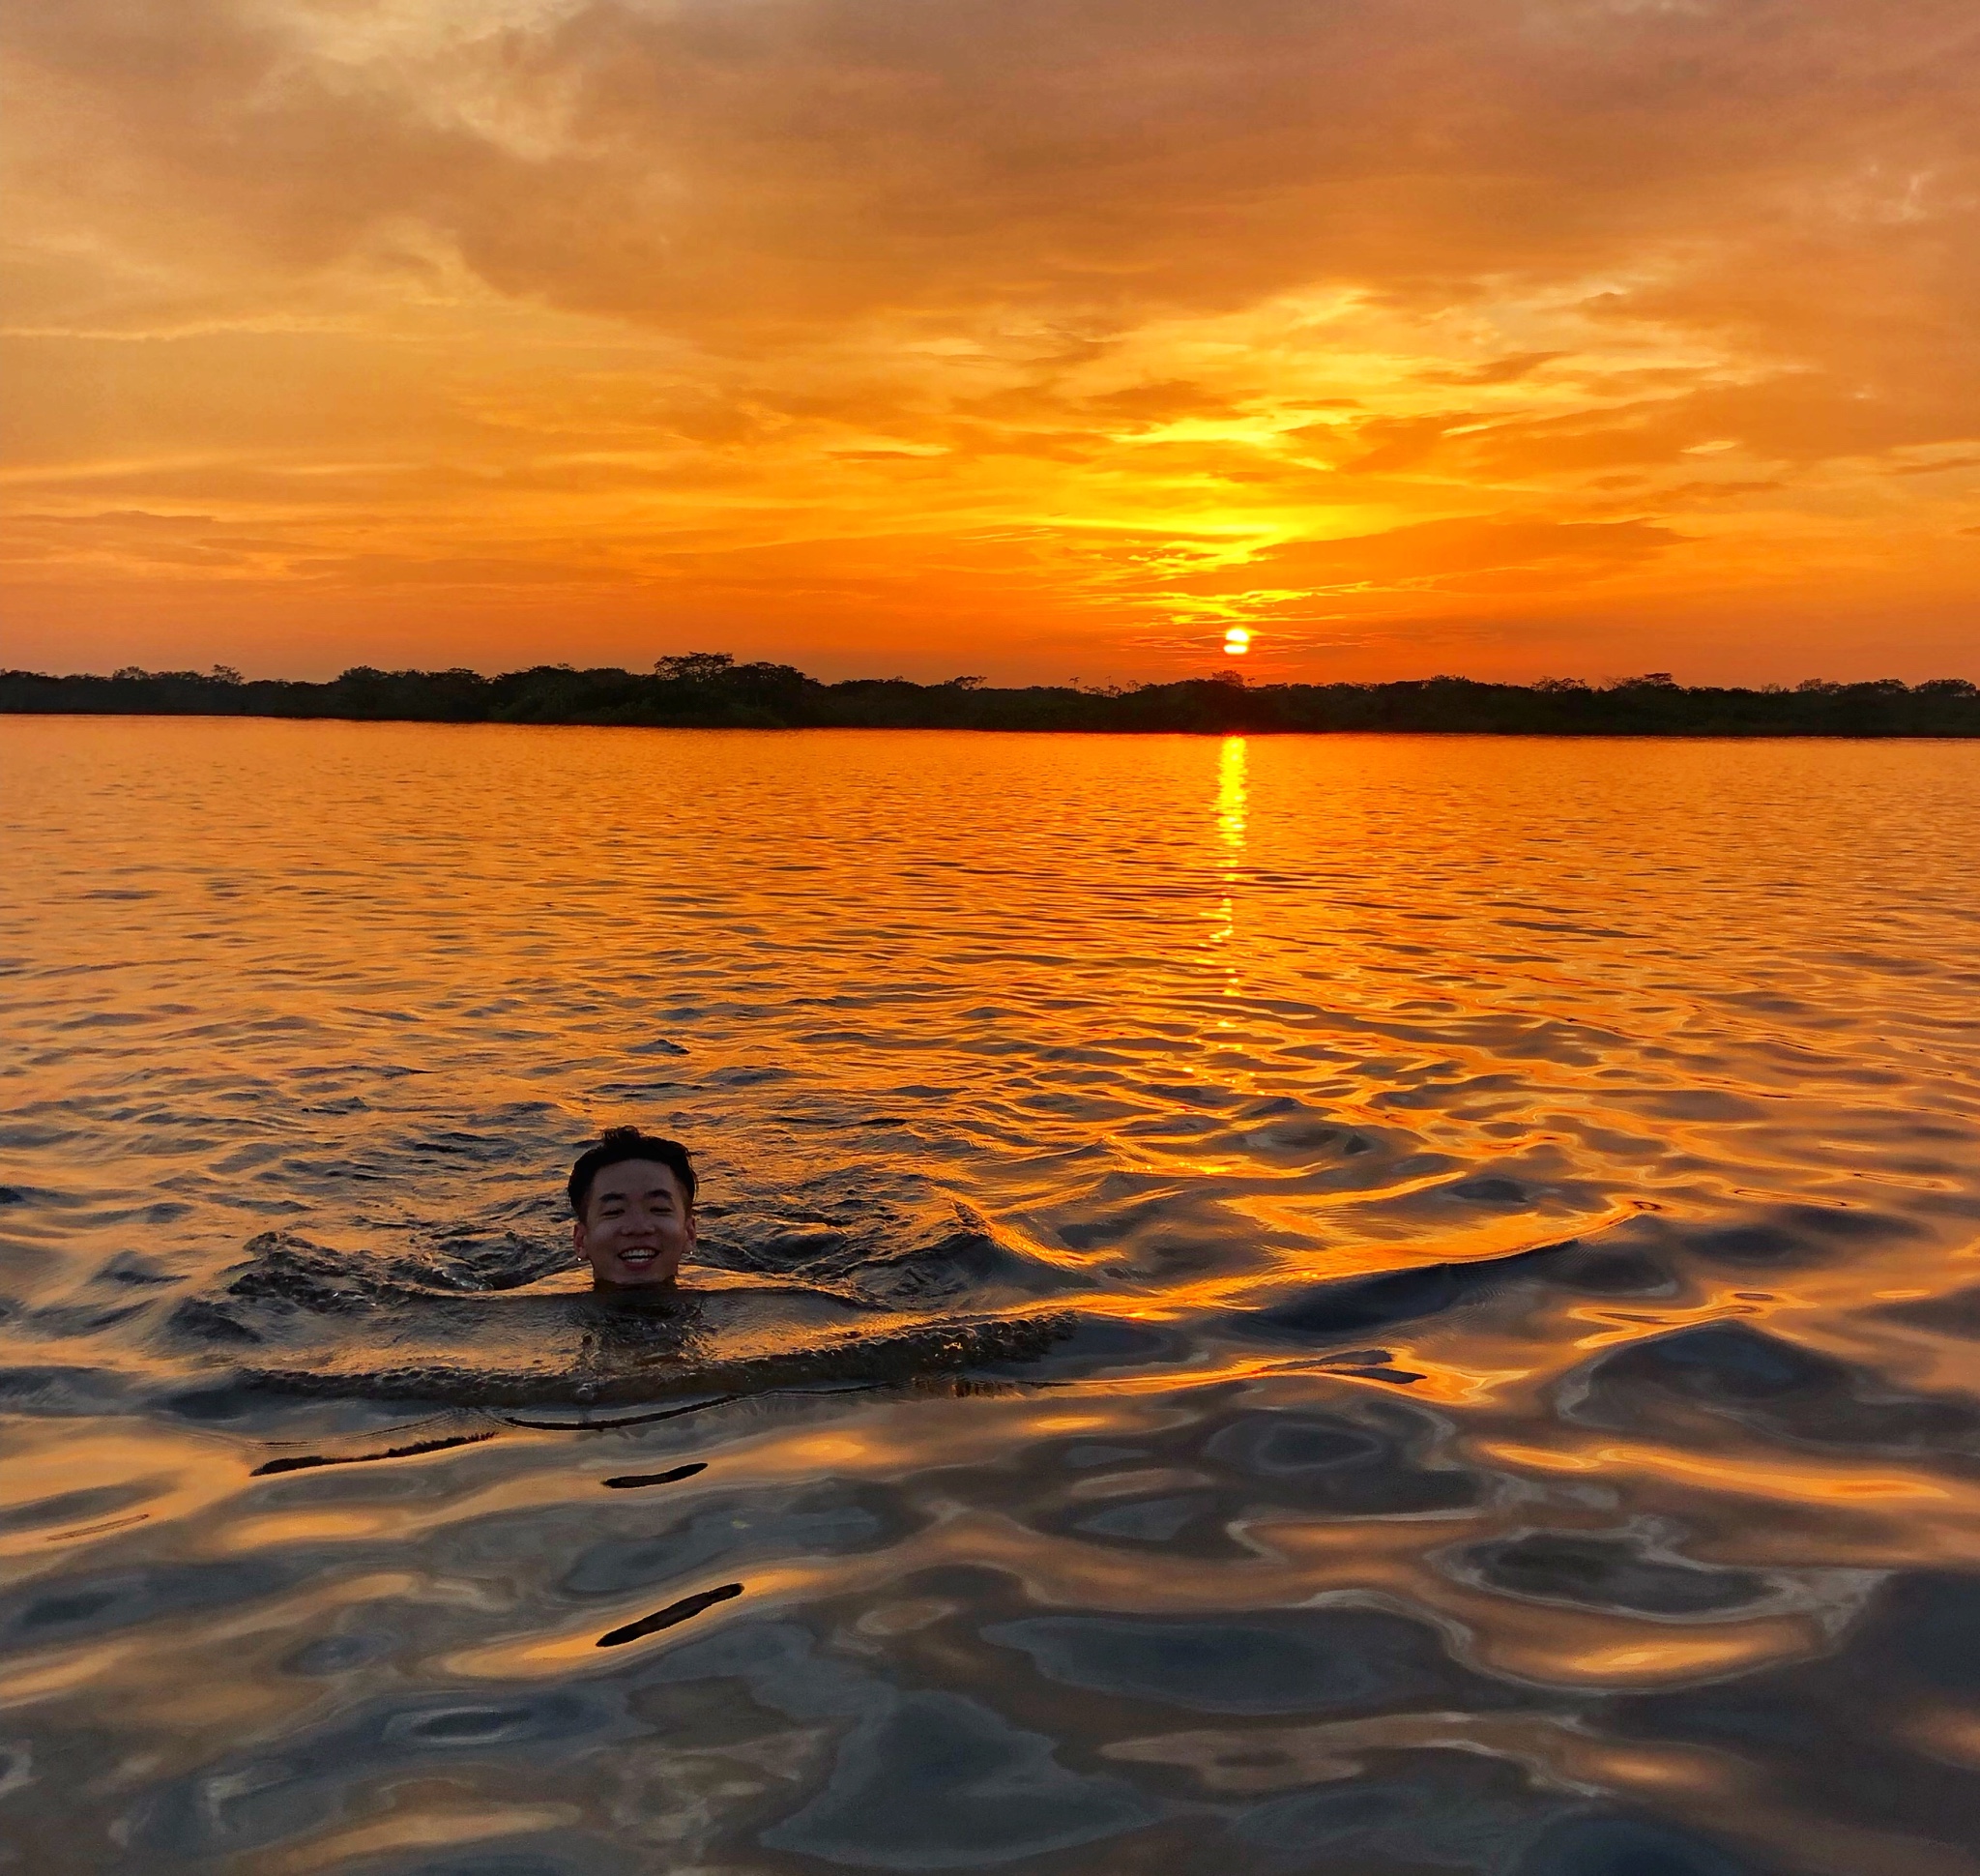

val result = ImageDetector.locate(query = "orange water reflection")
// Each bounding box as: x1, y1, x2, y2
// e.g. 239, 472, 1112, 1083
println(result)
2, 719, 1978, 1872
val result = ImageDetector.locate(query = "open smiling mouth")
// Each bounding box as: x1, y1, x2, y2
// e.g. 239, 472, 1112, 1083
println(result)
612, 1247, 671, 1276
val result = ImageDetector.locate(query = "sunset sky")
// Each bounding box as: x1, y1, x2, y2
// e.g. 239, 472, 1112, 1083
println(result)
5, 0, 1979, 684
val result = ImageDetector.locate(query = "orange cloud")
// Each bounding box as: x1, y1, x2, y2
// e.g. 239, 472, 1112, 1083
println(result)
3, 0, 1978, 680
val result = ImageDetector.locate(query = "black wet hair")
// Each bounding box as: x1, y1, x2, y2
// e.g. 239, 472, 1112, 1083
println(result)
568, 1128, 697, 1218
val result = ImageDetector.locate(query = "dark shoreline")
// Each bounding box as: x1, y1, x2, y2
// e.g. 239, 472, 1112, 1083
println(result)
5, 658, 1977, 737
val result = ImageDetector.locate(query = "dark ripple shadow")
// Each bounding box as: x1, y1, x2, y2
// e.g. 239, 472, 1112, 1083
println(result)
760, 1689, 1156, 1867
1219, 1225, 1680, 1354
1444, 1531, 1779, 1620
560, 1479, 918, 1599
1517, 1814, 1787, 1876
1225, 1247, 1564, 1342
1233, 1750, 1560, 1869
689, 1165, 1094, 1307
1878, 1282, 1980, 1337
1562, 1321, 1980, 1456
1611, 1570, 1980, 1857
929, 1390, 1481, 1561
0, 1558, 298, 1649
118, 1681, 635, 1865
1685, 1202, 1928, 1269
637, 1611, 1161, 1866
1205, 1404, 1481, 1516
0, 1480, 161, 1535
985, 1605, 1528, 1719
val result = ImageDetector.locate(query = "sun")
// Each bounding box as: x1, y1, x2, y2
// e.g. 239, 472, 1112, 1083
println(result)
1223, 628, 1252, 657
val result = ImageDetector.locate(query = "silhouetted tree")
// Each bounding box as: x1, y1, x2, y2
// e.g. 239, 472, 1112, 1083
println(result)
3, 660, 1975, 737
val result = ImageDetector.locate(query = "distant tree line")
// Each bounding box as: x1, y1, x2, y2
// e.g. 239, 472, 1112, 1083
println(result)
3, 655, 1976, 736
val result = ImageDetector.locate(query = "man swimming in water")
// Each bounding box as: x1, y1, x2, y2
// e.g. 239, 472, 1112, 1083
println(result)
568, 1127, 698, 1289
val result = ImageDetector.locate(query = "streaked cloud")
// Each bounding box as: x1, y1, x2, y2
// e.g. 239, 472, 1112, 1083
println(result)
4, 0, 1977, 678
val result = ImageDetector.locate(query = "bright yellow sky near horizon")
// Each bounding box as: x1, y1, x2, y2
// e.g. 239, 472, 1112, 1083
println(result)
5, 0, 1979, 685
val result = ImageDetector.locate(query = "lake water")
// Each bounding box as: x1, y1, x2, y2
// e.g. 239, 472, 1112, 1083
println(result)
4, 718, 1979, 1875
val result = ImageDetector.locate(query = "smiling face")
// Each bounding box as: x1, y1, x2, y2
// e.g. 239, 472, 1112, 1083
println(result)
573, 1158, 696, 1288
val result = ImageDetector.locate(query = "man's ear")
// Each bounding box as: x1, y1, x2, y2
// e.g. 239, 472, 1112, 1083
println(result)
572, 1216, 588, 1257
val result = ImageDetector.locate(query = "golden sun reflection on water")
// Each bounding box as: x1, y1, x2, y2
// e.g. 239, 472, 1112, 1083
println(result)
1217, 732, 1248, 851
1208, 733, 1249, 1002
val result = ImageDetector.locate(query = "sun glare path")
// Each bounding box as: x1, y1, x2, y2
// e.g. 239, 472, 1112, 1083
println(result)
1217, 736, 1248, 853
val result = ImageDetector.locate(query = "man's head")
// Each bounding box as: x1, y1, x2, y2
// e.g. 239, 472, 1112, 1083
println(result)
568, 1128, 697, 1288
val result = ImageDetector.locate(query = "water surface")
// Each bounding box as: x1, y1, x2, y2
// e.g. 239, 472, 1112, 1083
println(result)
3, 719, 1978, 1874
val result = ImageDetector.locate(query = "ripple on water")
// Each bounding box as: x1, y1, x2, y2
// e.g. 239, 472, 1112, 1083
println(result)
2, 721, 1979, 1874
1565, 1321, 1980, 1455
985, 1604, 1524, 1717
